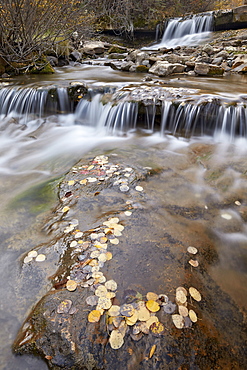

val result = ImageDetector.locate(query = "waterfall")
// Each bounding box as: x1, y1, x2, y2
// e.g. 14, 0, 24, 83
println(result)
143, 13, 213, 50
0, 86, 247, 140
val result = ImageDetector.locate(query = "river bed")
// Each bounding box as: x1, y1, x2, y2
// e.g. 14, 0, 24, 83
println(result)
0, 65, 247, 369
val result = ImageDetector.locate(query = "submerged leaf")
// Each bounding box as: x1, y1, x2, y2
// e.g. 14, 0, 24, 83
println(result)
189, 259, 199, 267
57, 300, 72, 314
146, 300, 160, 313
189, 309, 198, 323
146, 292, 159, 301
66, 280, 77, 292
149, 344, 156, 359
150, 322, 165, 335
189, 287, 202, 302
172, 314, 184, 329
88, 310, 101, 323
187, 246, 198, 255
109, 330, 124, 349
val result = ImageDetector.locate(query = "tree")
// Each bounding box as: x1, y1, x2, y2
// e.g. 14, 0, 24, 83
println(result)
0, 0, 93, 69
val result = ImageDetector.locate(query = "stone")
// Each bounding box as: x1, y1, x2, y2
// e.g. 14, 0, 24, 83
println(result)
83, 42, 106, 55
108, 53, 125, 60
212, 57, 223, 65
202, 44, 215, 56
231, 63, 247, 73
232, 55, 247, 69
194, 63, 224, 76
120, 61, 134, 71
70, 51, 82, 62
149, 61, 185, 76
46, 56, 58, 66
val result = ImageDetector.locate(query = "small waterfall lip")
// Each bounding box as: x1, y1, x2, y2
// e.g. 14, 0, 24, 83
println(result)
143, 12, 213, 51
0, 83, 247, 141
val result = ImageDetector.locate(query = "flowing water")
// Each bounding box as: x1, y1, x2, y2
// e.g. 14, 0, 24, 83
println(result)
0, 28, 247, 369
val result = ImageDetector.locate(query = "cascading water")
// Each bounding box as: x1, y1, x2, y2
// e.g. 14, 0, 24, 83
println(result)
143, 13, 213, 50
0, 86, 246, 141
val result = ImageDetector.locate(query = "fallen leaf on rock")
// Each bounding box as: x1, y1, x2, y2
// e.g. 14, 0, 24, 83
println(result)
146, 316, 159, 328
149, 344, 156, 359
105, 252, 113, 261
221, 213, 232, 220
124, 211, 132, 216
137, 306, 150, 321
120, 185, 129, 192
86, 295, 99, 306
146, 292, 159, 301
189, 259, 199, 267
189, 309, 198, 323
95, 285, 108, 297
176, 290, 187, 304
87, 177, 97, 183
88, 310, 101, 323
75, 231, 83, 238
187, 246, 198, 255
80, 179, 87, 185
189, 287, 202, 302
24, 256, 33, 264
110, 238, 119, 245
176, 287, 187, 296
172, 314, 184, 329
120, 304, 135, 317
68, 180, 75, 186
57, 300, 72, 314
35, 254, 46, 262
146, 300, 160, 313
135, 186, 143, 192
64, 225, 75, 233
28, 250, 38, 258
150, 322, 165, 335
98, 253, 107, 263
98, 297, 112, 310
125, 311, 138, 326
66, 280, 77, 292
70, 241, 77, 248
178, 305, 189, 317
108, 305, 121, 317
105, 280, 118, 291
62, 206, 70, 213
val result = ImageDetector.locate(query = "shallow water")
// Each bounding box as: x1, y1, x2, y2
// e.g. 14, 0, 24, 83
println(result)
0, 66, 247, 369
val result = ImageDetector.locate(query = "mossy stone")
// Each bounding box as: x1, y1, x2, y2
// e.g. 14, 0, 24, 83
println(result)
136, 65, 149, 73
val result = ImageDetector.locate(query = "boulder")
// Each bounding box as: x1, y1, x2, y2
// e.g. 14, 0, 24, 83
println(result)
83, 42, 106, 55
202, 44, 215, 56
232, 54, 247, 68
231, 63, 247, 73
126, 50, 149, 64
194, 63, 224, 76
69, 51, 82, 62
233, 6, 247, 23
120, 61, 134, 71
149, 61, 185, 76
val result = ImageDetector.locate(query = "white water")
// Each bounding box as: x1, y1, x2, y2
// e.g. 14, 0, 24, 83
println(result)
143, 13, 213, 50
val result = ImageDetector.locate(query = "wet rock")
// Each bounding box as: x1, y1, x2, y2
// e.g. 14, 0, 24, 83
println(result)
83, 41, 106, 55
108, 53, 126, 60
149, 61, 185, 77
194, 63, 224, 76
232, 55, 247, 69
202, 44, 215, 56
212, 57, 223, 65
120, 61, 135, 71
70, 51, 82, 62
231, 63, 247, 74
46, 56, 59, 67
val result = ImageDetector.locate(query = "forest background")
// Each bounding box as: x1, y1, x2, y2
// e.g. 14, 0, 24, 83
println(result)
0, 0, 244, 67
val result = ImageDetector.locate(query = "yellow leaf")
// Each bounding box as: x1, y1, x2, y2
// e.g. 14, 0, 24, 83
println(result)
189, 287, 202, 302
146, 292, 159, 301
88, 310, 101, 323
109, 330, 124, 349
172, 314, 184, 329
66, 280, 77, 292
146, 300, 160, 313
149, 344, 156, 359
62, 206, 70, 213
150, 322, 165, 335
189, 309, 198, 323
80, 179, 87, 185
68, 180, 75, 186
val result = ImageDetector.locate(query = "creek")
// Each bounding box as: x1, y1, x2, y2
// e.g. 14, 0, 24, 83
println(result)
1, 25, 247, 370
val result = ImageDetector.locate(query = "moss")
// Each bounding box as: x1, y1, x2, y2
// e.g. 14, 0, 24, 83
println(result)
108, 46, 126, 54
136, 65, 149, 73
208, 67, 224, 76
